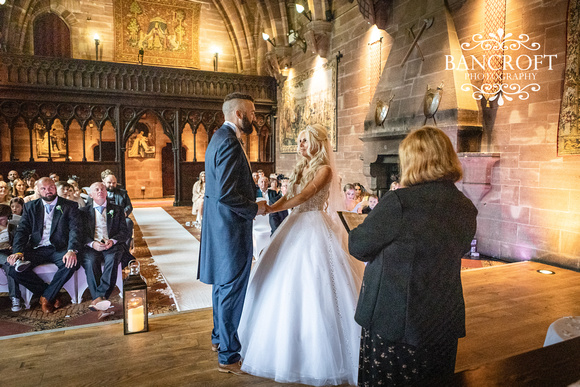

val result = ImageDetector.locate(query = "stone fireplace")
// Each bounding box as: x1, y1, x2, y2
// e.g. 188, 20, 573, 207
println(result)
361, 0, 483, 193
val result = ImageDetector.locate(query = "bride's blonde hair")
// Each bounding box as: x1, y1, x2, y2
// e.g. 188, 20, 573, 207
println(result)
286, 124, 330, 199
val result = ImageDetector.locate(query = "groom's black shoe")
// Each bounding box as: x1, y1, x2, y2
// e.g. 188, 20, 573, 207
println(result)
218, 361, 246, 375
211, 343, 219, 352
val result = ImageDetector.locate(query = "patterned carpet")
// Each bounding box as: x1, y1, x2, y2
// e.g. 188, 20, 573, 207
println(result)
0, 209, 181, 338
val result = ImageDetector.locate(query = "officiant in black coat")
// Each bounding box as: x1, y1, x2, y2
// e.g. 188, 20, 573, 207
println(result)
349, 126, 477, 386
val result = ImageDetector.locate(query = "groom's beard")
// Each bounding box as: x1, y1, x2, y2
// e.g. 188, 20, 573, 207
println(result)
240, 114, 254, 135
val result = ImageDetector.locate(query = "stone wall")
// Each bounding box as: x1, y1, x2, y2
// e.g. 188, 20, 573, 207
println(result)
275, 0, 579, 270
10, 0, 238, 73
275, 1, 392, 190
451, 0, 580, 270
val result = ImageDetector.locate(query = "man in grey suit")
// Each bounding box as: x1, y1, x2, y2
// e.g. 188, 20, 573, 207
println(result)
199, 92, 267, 375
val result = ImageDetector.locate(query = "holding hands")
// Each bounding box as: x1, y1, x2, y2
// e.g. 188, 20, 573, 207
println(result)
256, 201, 270, 216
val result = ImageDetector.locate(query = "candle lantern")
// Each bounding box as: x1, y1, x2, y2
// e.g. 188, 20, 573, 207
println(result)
123, 260, 148, 335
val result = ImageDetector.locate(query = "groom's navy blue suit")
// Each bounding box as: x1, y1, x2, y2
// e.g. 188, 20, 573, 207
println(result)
199, 122, 258, 365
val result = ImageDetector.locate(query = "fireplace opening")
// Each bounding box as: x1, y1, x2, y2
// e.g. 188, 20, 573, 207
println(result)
370, 155, 399, 197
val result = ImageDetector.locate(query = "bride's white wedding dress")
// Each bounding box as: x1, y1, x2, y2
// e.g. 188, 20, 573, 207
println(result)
238, 183, 364, 386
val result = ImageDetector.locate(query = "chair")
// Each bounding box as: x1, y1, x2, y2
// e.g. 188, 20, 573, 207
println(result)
76, 262, 124, 303
0, 268, 28, 306
21, 264, 78, 309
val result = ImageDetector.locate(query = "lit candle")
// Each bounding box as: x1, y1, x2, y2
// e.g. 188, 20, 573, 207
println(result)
127, 299, 145, 332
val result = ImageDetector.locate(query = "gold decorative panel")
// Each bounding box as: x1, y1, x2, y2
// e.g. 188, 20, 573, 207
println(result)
114, 0, 201, 68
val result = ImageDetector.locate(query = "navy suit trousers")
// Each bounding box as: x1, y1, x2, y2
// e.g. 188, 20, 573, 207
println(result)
81, 243, 124, 300
9, 245, 79, 302
211, 257, 252, 364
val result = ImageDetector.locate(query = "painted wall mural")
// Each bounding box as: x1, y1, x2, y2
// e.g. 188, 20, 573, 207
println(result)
114, 0, 201, 68
280, 62, 336, 154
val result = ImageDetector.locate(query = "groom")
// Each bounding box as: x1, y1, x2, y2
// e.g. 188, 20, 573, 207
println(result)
198, 92, 268, 374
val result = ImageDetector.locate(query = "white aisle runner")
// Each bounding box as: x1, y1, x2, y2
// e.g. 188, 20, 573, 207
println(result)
132, 208, 212, 312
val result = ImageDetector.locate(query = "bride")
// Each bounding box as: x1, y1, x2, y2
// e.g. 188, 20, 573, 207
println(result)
238, 124, 364, 386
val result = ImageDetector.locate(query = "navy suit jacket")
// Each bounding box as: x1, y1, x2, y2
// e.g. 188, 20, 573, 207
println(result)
256, 188, 287, 234
199, 124, 258, 285
12, 196, 81, 253
79, 202, 129, 247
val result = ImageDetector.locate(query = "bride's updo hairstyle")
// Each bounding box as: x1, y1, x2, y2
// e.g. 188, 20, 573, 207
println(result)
286, 123, 330, 199
399, 125, 463, 187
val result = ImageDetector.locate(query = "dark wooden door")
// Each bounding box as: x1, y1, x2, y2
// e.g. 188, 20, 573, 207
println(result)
161, 143, 174, 196
34, 13, 71, 58
161, 143, 186, 197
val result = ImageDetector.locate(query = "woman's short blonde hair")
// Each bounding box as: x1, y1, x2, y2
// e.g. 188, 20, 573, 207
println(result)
399, 126, 463, 187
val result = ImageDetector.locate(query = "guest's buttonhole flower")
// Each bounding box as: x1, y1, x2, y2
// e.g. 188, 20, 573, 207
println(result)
56, 205, 63, 214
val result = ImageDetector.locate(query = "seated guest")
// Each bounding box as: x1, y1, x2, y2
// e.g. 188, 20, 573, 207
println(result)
343, 183, 360, 212
390, 181, 400, 191
252, 172, 259, 188
269, 174, 280, 194
49, 173, 60, 182
191, 171, 205, 227
7, 177, 81, 313
0, 181, 11, 204
23, 181, 40, 204
354, 182, 369, 202
6, 170, 19, 190
9, 197, 24, 223
0, 204, 23, 311
362, 194, 379, 214
23, 171, 38, 197
11, 178, 27, 199
67, 178, 86, 208
256, 176, 286, 235
100, 170, 134, 256
279, 178, 292, 215
80, 182, 129, 316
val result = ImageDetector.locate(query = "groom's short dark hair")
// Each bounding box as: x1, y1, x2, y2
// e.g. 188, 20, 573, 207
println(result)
224, 92, 254, 103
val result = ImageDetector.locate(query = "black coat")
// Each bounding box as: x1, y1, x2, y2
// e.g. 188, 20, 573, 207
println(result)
13, 196, 81, 253
348, 181, 477, 347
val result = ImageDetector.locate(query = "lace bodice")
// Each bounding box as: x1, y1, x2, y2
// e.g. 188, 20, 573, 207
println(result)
295, 183, 330, 213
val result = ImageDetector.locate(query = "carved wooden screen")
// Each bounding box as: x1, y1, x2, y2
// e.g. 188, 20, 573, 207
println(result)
33, 13, 71, 58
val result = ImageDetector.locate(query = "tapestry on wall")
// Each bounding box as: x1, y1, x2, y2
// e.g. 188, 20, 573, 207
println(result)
557, 0, 580, 155
280, 62, 337, 154
113, 0, 201, 68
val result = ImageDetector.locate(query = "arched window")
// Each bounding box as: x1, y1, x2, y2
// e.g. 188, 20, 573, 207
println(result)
33, 13, 71, 58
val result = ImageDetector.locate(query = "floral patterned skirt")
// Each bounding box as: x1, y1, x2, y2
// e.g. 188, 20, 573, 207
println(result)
358, 327, 458, 386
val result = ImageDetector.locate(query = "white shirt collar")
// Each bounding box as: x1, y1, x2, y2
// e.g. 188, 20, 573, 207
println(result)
224, 121, 241, 139
41, 197, 58, 207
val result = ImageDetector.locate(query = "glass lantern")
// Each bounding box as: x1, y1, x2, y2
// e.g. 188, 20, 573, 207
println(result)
123, 260, 148, 335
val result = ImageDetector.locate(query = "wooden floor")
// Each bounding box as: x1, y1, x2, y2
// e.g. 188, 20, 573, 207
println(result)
0, 261, 578, 387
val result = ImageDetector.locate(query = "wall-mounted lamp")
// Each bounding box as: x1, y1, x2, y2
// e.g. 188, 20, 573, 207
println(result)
213, 52, 219, 72
0, 0, 6, 5
288, 30, 307, 53
296, 4, 312, 22
262, 32, 276, 47
138, 48, 144, 65
94, 33, 100, 61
